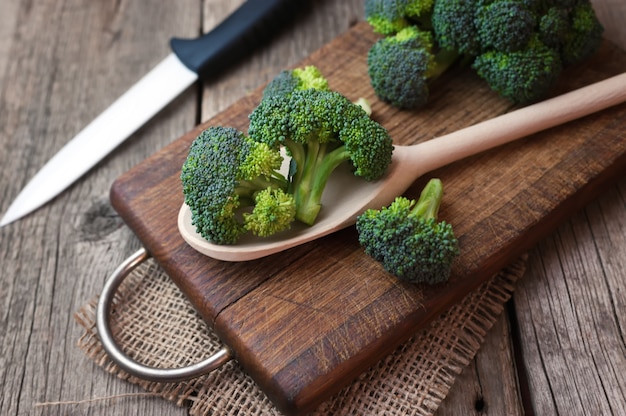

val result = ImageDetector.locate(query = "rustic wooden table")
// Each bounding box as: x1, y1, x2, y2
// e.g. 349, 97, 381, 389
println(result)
1, 1, 624, 415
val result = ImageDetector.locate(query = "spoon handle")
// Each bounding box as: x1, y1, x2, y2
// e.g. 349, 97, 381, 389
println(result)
407, 72, 626, 173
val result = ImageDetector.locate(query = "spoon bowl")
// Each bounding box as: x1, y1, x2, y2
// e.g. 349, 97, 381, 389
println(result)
179, 73, 626, 261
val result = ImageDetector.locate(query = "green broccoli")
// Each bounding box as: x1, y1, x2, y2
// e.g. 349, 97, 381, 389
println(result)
404, 0, 435, 20
248, 87, 393, 225
180, 126, 294, 245
365, 0, 604, 107
244, 187, 296, 237
365, 0, 411, 35
560, 2, 604, 66
356, 178, 459, 284
365, 0, 436, 35
262, 65, 329, 99
472, 34, 563, 104
367, 26, 459, 108
538, 6, 571, 49
431, 0, 481, 56
474, 1, 536, 53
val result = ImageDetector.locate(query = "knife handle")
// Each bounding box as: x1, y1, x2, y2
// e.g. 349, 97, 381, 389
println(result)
170, 0, 297, 80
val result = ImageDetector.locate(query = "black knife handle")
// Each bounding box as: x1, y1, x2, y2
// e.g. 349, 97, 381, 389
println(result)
170, 0, 297, 80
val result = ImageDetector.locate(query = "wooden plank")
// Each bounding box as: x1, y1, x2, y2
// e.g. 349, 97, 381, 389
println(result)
436, 314, 524, 416
109, 21, 626, 415
512, 175, 626, 414
0, 1, 199, 415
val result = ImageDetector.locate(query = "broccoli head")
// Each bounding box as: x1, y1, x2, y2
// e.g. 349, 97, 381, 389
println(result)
538, 6, 571, 49
431, 0, 481, 56
356, 178, 459, 284
181, 126, 293, 245
560, 2, 604, 66
366, 0, 604, 108
248, 88, 393, 225
243, 187, 296, 237
262, 65, 330, 99
365, 0, 411, 35
404, 0, 435, 20
365, 0, 436, 35
473, 34, 563, 104
475, 1, 536, 53
367, 26, 459, 109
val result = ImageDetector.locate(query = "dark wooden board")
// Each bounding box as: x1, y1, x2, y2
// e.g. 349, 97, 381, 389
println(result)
109, 22, 626, 415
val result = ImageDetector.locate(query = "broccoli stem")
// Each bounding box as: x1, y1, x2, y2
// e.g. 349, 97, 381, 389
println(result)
293, 143, 350, 225
236, 175, 288, 204
411, 178, 443, 220
427, 48, 461, 80
292, 140, 324, 224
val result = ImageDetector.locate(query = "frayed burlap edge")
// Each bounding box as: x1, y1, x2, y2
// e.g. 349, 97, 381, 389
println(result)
75, 255, 527, 415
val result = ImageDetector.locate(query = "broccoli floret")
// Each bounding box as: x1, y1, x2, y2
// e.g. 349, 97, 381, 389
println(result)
367, 26, 459, 109
473, 34, 563, 104
244, 187, 296, 237
248, 88, 393, 225
365, 0, 411, 35
366, 0, 604, 108
262, 65, 329, 99
431, 0, 481, 56
538, 6, 570, 49
560, 2, 604, 66
181, 126, 293, 244
475, 1, 536, 52
356, 178, 459, 284
537, 2, 603, 65
404, 0, 435, 20
365, 0, 436, 35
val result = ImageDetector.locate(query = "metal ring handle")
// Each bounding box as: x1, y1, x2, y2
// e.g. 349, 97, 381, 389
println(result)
96, 247, 233, 382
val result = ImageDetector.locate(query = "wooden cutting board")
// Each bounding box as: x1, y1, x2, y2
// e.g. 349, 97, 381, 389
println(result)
110, 22, 626, 415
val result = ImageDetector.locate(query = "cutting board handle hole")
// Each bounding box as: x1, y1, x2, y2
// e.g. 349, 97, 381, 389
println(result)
95, 247, 233, 382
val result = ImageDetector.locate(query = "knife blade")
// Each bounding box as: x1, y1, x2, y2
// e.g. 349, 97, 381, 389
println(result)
1, 0, 296, 227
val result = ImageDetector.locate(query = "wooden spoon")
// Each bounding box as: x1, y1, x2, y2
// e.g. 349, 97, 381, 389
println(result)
179, 73, 626, 261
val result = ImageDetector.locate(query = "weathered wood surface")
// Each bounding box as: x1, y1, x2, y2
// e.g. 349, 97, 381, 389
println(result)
0, 1, 624, 416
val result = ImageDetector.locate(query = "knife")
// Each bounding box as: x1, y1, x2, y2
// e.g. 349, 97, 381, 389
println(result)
1, 0, 296, 227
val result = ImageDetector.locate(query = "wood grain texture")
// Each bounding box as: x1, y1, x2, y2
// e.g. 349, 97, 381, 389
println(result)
109, 21, 626, 415
0, 2, 199, 415
513, 176, 626, 415
436, 314, 525, 415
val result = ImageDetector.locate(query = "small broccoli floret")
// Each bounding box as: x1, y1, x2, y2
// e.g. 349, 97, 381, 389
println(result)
560, 2, 604, 66
367, 26, 459, 109
431, 0, 481, 56
243, 187, 296, 237
404, 0, 436, 21
475, 1, 536, 52
249, 88, 393, 225
538, 6, 570, 49
181, 126, 293, 245
365, 0, 411, 35
473, 35, 563, 104
365, 0, 436, 35
262, 65, 330, 99
356, 178, 459, 284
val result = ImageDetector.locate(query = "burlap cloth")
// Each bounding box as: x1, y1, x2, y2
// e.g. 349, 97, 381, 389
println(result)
75, 254, 527, 415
